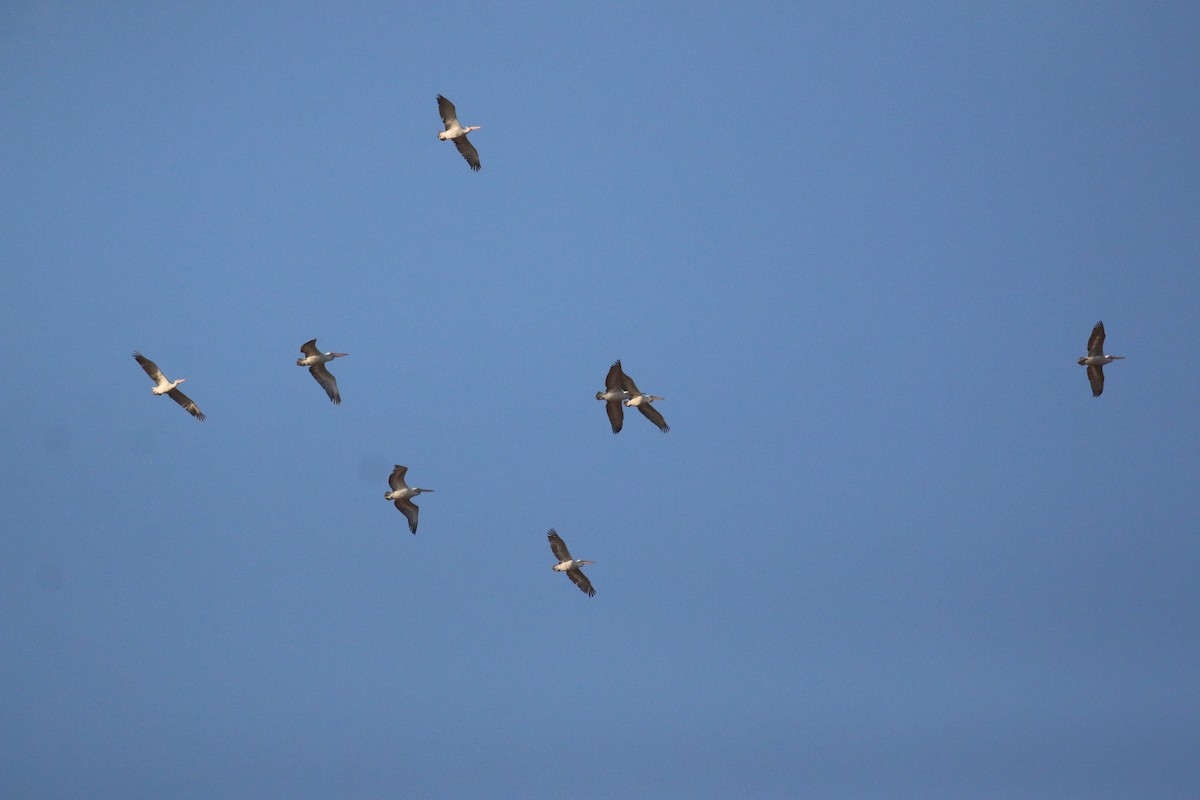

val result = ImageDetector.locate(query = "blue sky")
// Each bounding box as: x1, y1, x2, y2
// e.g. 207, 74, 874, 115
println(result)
2, 2, 1199, 797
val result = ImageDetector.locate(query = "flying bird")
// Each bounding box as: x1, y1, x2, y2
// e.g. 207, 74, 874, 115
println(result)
595, 360, 669, 433
133, 352, 206, 421
437, 95, 482, 171
1077, 321, 1125, 397
296, 338, 348, 404
385, 465, 434, 534
547, 529, 595, 597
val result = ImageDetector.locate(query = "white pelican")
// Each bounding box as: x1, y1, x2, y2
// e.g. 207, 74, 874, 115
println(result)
595, 360, 669, 433
296, 338, 347, 404
547, 529, 595, 597
133, 352, 206, 421
437, 95, 481, 171
385, 465, 434, 535
1078, 321, 1125, 397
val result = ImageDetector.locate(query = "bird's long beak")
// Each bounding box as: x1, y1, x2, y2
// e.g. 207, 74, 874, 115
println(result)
333, 353, 349, 358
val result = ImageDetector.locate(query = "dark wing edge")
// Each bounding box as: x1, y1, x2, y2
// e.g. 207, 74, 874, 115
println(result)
1088, 322, 1105, 356
606, 401, 624, 434
388, 465, 408, 491
547, 529, 571, 561
605, 361, 624, 391
167, 387, 205, 421
568, 568, 596, 597
133, 352, 161, 380
437, 95, 458, 128
395, 499, 419, 534
454, 135, 481, 171
309, 364, 341, 404
637, 402, 670, 432
1087, 364, 1104, 397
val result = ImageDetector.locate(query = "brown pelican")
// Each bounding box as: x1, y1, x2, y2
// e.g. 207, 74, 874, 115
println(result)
1078, 321, 1125, 397
133, 352, 205, 421
547, 529, 595, 597
385, 465, 434, 534
595, 360, 669, 433
296, 339, 347, 404
437, 95, 481, 171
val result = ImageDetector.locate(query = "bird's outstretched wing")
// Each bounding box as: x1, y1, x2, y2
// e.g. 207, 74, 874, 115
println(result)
167, 387, 206, 421
637, 401, 669, 433
605, 361, 625, 391
299, 339, 320, 358
437, 95, 460, 130
454, 135, 481, 171
394, 498, 419, 534
309, 363, 340, 404
133, 352, 163, 382
547, 529, 572, 561
567, 567, 595, 597
606, 400, 624, 434
1087, 364, 1105, 397
388, 465, 409, 492
1087, 321, 1105, 357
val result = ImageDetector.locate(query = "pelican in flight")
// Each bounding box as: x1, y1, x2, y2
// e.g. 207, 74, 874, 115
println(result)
547, 529, 595, 597
385, 465, 434, 534
133, 352, 206, 421
1078, 321, 1125, 397
296, 338, 348, 404
596, 360, 669, 433
437, 95, 481, 171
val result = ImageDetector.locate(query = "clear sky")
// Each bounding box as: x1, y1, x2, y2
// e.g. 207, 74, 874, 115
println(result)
2, 2, 1199, 797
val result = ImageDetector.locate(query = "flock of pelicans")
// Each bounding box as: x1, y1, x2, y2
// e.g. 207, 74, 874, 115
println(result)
132, 97, 1128, 597
136, 345, 670, 599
